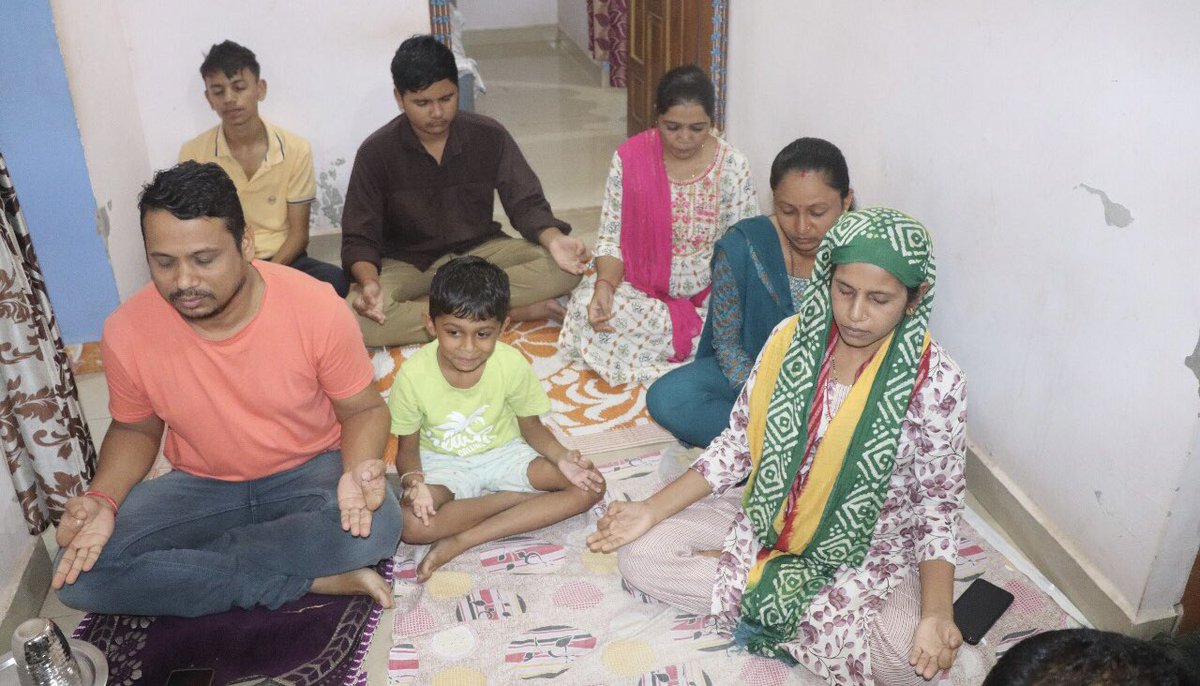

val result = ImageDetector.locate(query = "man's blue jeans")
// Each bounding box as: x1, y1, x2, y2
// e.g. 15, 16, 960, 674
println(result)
56, 451, 402, 617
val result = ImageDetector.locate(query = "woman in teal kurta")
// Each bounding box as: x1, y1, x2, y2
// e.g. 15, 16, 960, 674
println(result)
647, 138, 854, 446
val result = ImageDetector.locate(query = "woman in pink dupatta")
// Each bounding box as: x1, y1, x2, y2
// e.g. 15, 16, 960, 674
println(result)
559, 66, 759, 385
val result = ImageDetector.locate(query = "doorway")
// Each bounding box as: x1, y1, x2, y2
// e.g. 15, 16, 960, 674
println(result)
437, 0, 731, 245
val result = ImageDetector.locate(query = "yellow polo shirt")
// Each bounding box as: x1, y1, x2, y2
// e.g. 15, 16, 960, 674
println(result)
179, 119, 316, 258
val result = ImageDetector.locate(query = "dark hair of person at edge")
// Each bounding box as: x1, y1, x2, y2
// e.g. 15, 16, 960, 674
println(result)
138, 161, 246, 245
982, 628, 1195, 686
390, 34, 458, 94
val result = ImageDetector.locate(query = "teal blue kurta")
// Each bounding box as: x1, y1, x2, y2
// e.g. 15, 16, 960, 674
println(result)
647, 216, 798, 446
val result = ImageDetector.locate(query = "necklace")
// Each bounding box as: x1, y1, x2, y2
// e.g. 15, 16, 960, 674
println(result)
667, 137, 711, 182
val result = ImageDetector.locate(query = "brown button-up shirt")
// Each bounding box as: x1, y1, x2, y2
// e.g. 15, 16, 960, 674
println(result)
341, 111, 570, 272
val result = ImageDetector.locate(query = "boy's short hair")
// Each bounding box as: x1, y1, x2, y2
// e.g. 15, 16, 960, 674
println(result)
200, 40, 260, 80
390, 34, 458, 94
139, 161, 246, 245
429, 256, 509, 323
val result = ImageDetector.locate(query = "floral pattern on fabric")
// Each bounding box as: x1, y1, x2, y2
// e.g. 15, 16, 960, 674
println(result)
0, 150, 97, 533
694, 338, 967, 685
708, 252, 753, 386
559, 139, 759, 385
587, 0, 629, 87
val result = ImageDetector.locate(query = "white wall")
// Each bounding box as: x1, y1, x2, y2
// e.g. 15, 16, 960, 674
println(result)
557, 0, 591, 54
51, 0, 152, 301
458, 0, 557, 30
52, 0, 432, 299
727, 1, 1200, 622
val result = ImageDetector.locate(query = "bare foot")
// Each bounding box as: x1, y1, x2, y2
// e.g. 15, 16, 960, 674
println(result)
415, 537, 464, 583
510, 298, 566, 323
311, 567, 394, 608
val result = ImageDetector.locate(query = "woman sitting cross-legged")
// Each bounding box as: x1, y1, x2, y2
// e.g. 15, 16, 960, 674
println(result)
588, 208, 989, 684
647, 137, 854, 448
557, 65, 759, 385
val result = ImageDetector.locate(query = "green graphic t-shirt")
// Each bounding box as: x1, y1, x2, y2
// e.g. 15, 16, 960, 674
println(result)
387, 341, 551, 456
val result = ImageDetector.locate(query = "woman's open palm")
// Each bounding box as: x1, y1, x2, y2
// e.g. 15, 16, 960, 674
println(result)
587, 500, 655, 553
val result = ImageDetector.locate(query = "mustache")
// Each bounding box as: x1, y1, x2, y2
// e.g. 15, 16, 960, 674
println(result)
169, 289, 214, 302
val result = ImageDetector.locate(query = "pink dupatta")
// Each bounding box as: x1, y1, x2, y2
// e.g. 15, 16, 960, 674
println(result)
616, 129, 709, 362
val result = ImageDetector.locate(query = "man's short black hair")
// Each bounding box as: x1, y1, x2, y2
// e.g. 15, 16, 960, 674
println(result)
429, 256, 509, 323
138, 161, 246, 245
983, 628, 1192, 685
390, 34, 458, 94
200, 40, 260, 80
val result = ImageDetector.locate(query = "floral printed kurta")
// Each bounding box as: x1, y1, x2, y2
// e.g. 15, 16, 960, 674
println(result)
691, 336, 967, 685
558, 138, 759, 385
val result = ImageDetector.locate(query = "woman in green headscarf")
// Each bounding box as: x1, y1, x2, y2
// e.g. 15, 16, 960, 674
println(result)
589, 208, 981, 684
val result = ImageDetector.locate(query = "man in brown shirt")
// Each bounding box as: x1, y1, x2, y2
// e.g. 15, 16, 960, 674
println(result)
341, 35, 588, 346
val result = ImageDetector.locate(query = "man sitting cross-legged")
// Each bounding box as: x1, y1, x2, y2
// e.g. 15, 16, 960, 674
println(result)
389, 256, 605, 581
342, 35, 589, 347
53, 161, 401, 617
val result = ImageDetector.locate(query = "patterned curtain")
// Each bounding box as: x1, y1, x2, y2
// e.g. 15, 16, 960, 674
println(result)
587, 0, 629, 87
0, 149, 97, 535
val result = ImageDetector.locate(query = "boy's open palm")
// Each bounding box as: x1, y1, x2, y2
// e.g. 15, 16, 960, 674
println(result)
556, 450, 604, 493
338, 459, 387, 537
52, 495, 114, 589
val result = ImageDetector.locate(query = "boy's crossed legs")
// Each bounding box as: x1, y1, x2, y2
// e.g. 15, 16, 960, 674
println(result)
401, 445, 604, 581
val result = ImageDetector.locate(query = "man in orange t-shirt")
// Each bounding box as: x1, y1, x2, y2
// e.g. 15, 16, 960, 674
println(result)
52, 161, 401, 617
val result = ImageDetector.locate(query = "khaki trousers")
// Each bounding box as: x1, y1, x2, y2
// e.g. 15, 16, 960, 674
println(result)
352, 237, 581, 347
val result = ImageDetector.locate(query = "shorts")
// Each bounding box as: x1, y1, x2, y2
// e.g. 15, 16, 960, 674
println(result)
421, 438, 542, 499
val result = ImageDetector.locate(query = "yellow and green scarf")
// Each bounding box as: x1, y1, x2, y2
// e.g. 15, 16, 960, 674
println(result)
735, 208, 936, 659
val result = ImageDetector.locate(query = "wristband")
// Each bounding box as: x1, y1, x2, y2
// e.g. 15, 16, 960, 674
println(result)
83, 489, 118, 516
595, 277, 619, 292
399, 470, 425, 489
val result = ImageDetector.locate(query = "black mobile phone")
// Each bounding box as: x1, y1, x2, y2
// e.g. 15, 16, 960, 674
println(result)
165, 668, 215, 686
953, 578, 1014, 645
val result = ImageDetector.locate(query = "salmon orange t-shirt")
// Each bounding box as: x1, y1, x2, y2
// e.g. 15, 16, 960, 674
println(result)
101, 260, 373, 481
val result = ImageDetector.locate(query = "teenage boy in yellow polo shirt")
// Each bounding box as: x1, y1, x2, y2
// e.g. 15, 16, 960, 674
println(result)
180, 40, 348, 296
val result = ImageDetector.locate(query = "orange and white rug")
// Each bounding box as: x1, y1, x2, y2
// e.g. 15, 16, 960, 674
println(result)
371, 320, 674, 463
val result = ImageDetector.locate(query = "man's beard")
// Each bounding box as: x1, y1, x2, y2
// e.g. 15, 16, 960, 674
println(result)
169, 271, 247, 321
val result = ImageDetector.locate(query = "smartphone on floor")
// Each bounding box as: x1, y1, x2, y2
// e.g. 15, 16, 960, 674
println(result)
953, 578, 1014, 645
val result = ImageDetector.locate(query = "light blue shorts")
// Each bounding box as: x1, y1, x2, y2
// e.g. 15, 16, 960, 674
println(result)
421, 438, 542, 500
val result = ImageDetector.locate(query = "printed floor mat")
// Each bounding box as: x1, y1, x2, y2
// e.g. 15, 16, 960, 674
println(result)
387, 452, 1078, 685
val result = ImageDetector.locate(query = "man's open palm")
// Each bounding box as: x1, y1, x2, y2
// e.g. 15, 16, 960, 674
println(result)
338, 459, 387, 537
52, 495, 114, 589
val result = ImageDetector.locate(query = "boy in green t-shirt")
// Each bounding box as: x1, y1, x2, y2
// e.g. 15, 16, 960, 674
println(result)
390, 257, 605, 580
